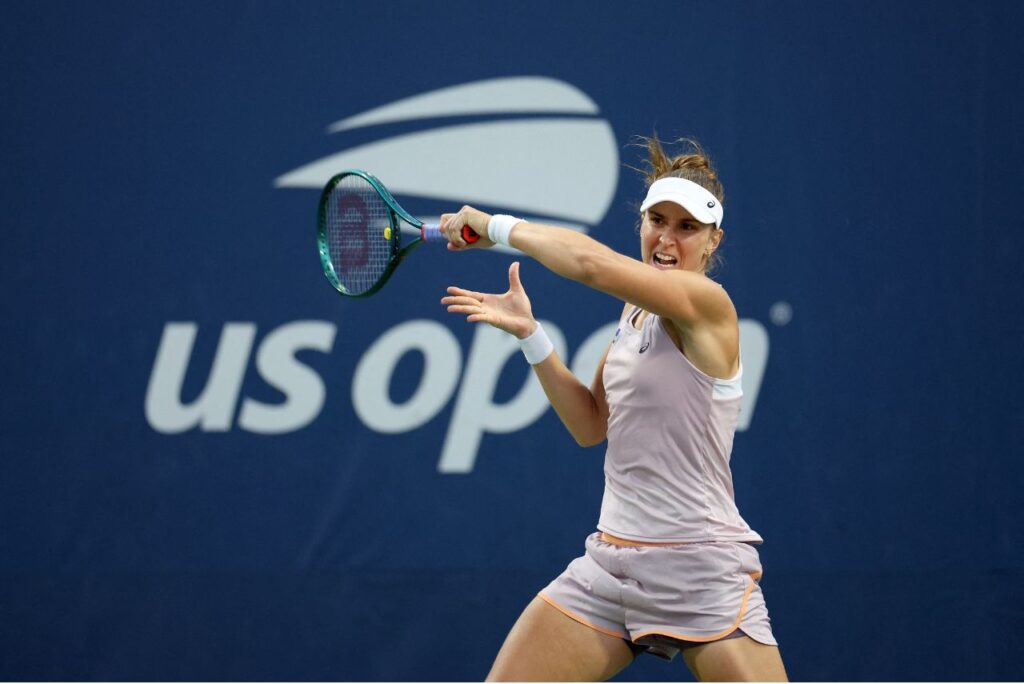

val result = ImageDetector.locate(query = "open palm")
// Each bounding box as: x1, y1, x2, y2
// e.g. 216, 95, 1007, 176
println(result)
442, 262, 537, 339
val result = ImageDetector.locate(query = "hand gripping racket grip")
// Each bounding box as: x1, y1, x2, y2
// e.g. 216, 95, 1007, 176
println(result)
421, 224, 480, 243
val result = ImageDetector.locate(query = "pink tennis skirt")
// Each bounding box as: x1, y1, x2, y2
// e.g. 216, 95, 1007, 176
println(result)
538, 532, 777, 661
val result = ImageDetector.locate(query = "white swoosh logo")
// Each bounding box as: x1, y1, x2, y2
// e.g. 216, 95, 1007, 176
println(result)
276, 77, 619, 228
326, 76, 599, 132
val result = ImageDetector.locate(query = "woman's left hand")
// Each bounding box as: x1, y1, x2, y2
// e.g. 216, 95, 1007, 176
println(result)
440, 205, 494, 250
441, 261, 537, 339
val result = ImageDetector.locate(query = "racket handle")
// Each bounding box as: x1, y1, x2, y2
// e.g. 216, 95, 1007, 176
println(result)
421, 224, 480, 243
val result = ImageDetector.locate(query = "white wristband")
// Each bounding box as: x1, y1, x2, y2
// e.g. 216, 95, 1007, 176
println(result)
518, 322, 554, 365
488, 214, 522, 247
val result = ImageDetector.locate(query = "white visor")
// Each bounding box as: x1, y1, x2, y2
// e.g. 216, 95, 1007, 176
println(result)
639, 177, 723, 228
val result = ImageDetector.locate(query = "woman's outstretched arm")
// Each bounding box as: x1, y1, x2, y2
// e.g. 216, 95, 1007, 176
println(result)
440, 208, 734, 332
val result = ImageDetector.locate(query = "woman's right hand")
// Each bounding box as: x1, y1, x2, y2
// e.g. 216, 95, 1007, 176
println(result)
441, 261, 537, 339
439, 205, 494, 250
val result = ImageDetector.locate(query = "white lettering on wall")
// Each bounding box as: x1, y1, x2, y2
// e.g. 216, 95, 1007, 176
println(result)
145, 322, 256, 433
145, 317, 770, 473
145, 321, 335, 434
351, 320, 462, 433
238, 321, 336, 434
438, 320, 567, 473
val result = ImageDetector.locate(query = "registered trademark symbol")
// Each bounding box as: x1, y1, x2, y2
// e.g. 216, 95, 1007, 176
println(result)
769, 301, 793, 326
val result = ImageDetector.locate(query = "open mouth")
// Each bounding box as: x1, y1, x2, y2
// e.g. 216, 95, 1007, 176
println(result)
652, 252, 678, 267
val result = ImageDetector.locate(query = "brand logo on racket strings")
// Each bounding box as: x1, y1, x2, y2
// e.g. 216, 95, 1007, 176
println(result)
144, 318, 770, 473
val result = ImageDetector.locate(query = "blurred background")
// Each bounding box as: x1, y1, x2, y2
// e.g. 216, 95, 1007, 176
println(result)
1, 1, 1022, 680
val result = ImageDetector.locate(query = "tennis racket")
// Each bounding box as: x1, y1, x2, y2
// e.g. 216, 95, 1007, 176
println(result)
317, 169, 479, 297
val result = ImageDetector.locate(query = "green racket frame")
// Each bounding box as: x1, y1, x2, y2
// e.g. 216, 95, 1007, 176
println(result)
316, 169, 430, 298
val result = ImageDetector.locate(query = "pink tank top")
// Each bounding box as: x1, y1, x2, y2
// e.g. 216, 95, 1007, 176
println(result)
597, 307, 763, 544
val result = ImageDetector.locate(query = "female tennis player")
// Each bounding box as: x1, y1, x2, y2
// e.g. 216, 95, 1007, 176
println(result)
439, 138, 787, 682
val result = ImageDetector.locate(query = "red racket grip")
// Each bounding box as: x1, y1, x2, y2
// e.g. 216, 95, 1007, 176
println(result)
421, 224, 480, 243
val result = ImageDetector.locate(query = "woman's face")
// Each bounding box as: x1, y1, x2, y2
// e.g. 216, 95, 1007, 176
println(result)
639, 201, 722, 273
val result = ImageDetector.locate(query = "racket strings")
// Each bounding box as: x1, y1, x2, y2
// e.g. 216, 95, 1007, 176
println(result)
325, 175, 393, 295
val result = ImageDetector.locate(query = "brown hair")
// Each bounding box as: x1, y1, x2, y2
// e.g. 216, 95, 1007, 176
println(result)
632, 136, 726, 274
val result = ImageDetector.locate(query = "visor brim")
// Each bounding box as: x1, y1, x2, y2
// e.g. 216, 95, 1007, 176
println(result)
640, 194, 721, 227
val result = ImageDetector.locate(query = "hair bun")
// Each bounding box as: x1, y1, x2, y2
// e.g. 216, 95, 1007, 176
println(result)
635, 136, 725, 205
672, 153, 713, 174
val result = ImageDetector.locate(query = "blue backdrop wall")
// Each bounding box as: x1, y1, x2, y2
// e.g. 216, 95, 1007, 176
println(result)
2, 1, 1023, 680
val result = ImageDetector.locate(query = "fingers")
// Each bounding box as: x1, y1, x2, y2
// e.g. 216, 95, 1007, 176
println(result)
441, 206, 491, 249
442, 300, 491, 324
441, 286, 492, 325
508, 261, 523, 291
445, 305, 478, 315
442, 294, 480, 305
445, 286, 487, 299
441, 290, 482, 311
441, 208, 471, 249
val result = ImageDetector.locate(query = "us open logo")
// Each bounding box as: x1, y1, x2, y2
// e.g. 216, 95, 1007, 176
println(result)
273, 76, 620, 237
144, 77, 771, 474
